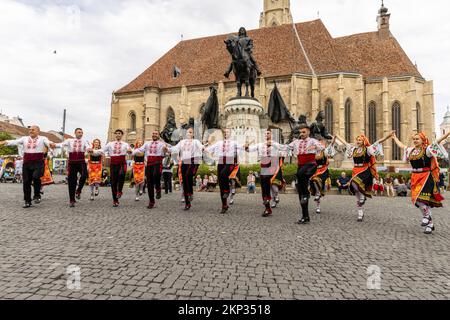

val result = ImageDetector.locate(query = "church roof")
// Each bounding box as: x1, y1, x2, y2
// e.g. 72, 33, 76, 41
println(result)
116, 19, 422, 94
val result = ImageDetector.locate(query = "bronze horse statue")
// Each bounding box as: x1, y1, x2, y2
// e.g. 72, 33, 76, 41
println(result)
224, 28, 259, 98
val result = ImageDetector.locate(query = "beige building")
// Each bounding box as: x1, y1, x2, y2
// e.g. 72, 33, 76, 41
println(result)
108, 1, 435, 166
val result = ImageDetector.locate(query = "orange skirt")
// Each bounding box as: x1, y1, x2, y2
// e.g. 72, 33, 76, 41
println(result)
310, 165, 329, 197
411, 171, 443, 208
350, 166, 373, 198
41, 159, 54, 186
88, 161, 102, 186
133, 162, 146, 185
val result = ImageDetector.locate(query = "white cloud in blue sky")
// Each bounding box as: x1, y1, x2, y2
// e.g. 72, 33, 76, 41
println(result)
0, 0, 449, 142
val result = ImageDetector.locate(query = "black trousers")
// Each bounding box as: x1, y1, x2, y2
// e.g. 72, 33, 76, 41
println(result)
260, 175, 272, 203
181, 163, 199, 204
296, 163, 317, 218
110, 163, 127, 202
146, 163, 162, 204
23, 160, 44, 203
163, 172, 172, 193
68, 162, 87, 202
218, 164, 234, 206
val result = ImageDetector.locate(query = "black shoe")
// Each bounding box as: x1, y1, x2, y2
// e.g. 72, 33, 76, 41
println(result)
75, 192, 81, 200
23, 202, 32, 208
184, 204, 191, 211
297, 217, 310, 224
156, 192, 161, 200
70, 202, 75, 208
220, 206, 228, 214
33, 197, 41, 204
262, 209, 272, 217
147, 203, 155, 209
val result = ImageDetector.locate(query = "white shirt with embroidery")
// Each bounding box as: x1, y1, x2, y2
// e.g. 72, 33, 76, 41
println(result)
6, 136, 51, 154
56, 139, 92, 153
133, 140, 167, 157
170, 139, 204, 163
103, 141, 131, 157
403, 142, 448, 162
206, 140, 244, 160
288, 138, 324, 156
343, 142, 383, 159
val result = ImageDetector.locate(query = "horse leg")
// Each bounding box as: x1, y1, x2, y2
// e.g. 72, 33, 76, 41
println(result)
236, 81, 241, 97
244, 80, 250, 97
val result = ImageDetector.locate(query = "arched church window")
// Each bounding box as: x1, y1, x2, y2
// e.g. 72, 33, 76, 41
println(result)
368, 101, 377, 143
129, 112, 136, 132
345, 98, 352, 142
325, 99, 333, 134
416, 102, 421, 132
392, 102, 401, 160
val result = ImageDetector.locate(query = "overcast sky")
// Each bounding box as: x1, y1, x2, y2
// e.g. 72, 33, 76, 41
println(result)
0, 0, 449, 142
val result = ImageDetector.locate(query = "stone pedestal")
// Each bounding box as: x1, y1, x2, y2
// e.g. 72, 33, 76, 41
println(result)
224, 98, 264, 164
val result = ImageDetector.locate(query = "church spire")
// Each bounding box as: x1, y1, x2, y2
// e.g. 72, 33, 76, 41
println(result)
377, 0, 391, 39
260, 0, 293, 28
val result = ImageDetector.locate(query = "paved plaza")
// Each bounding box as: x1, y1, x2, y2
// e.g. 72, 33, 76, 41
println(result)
0, 183, 449, 300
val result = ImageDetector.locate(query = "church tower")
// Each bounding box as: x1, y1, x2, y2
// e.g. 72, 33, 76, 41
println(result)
260, 0, 293, 28
377, 0, 391, 39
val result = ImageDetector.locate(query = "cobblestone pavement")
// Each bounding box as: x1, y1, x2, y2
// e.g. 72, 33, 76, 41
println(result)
0, 183, 449, 300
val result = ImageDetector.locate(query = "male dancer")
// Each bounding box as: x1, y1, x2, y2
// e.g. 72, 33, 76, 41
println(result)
103, 129, 132, 207
288, 123, 324, 224
0, 125, 56, 208
169, 127, 204, 210
247, 129, 287, 217
206, 128, 243, 214
132, 131, 168, 209
56, 128, 92, 207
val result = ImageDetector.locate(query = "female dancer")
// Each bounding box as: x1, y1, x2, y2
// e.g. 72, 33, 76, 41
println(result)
132, 139, 146, 201
392, 131, 449, 234
40, 146, 54, 191
169, 127, 204, 210
88, 139, 103, 201
334, 132, 394, 222
309, 137, 336, 214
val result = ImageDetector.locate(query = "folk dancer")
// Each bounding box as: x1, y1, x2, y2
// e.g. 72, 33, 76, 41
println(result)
334, 132, 394, 222
40, 146, 54, 192
169, 127, 204, 210
162, 154, 174, 194
288, 124, 324, 224
132, 131, 168, 209
87, 139, 103, 201
392, 131, 449, 234
55, 128, 92, 207
0, 125, 56, 208
132, 139, 146, 202
206, 128, 244, 214
309, 136, 337, 214
103, 129, 132, 207
247, 129, 287, 217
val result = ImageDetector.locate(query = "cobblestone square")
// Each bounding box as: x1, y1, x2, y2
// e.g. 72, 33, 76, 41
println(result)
0, 184, 449, 300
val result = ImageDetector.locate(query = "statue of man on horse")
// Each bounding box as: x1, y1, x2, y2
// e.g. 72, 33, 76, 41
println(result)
224, 27, 261, 98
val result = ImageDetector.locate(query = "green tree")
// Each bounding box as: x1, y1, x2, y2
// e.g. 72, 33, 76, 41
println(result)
0, 132, 18, 155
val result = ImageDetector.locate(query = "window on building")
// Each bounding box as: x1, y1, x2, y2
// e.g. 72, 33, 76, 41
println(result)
325, 99, 333, 134
368, 101, 377, 143
129, 112, 136, 132
345, 98, 352, 142
416, 102, 421, 132
392, 102, 401, 160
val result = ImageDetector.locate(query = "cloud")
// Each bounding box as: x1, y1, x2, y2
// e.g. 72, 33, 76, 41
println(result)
0, 0, 448, 142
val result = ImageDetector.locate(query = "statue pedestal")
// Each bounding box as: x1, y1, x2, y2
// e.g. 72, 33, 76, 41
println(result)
224, 98, 264, 164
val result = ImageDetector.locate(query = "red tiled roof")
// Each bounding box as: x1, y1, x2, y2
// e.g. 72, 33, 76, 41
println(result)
0, 122, 66, 142
116, 19, 422, 94
333, 32, 421, 79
